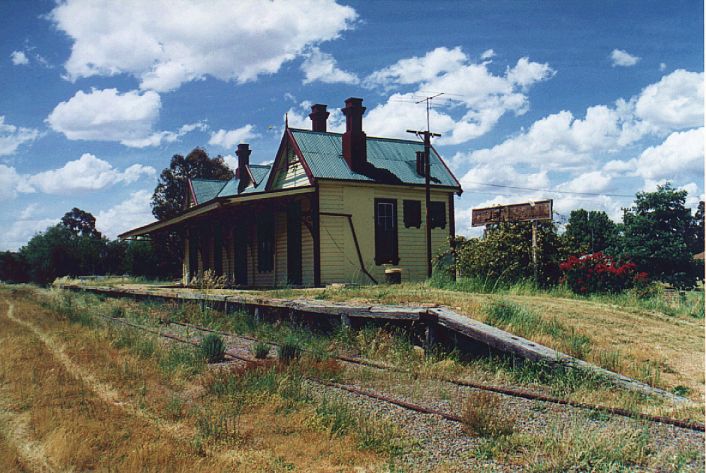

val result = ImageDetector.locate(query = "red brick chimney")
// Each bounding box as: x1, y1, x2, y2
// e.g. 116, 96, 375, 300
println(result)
235, 143, 251, 181
341, 97, 366, 172
309, 104, 329, 132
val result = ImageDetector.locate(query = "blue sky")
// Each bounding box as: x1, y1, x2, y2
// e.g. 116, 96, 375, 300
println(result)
0, 0, 703, 250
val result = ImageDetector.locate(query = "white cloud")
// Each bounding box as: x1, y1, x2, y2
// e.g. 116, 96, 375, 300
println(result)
0, 215, 59, 251
361, 48, 554, 145
0, 116, 40, 156
460, 164, 550, 191
506, 57, 555, 89
556, 170, 614, 194
10, 51, 29, 66
46, 88, 205, 147
96, 190, 154, 239
365, 46, 467, 87
50, 0, 357, 92
659, 63, 667, 72
634, 127, 704, 182
47, 88, 160, 142
456, 69, 704, 175
208, 124, 258, 149
480, 49, 495, 60
0, 165, 25, 199
301, 47, 359, 85
26, 153, 155, 195
610, 49, 640, 67
634, 69, 704, 131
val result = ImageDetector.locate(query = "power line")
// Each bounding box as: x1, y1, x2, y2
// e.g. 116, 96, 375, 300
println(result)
463, 180, 635, 198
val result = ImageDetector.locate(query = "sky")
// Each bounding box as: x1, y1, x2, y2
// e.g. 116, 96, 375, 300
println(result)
0, 0, 703, 251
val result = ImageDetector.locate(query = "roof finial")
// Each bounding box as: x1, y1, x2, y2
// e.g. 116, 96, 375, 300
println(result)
285, 112, 288, 129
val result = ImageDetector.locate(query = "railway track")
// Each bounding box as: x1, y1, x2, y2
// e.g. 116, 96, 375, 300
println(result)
104, 314, 705, 433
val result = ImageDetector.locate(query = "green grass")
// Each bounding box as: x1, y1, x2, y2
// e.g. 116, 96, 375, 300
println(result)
430, 274, 705, 318
484, 299, 592, 358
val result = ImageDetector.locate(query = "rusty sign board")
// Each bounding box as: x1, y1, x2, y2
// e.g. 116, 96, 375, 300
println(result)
472, 200, 553, 227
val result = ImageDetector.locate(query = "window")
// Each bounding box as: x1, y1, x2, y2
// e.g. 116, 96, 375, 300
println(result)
403, 200, 421, 228
374, 199, 399, 265
430, 201, 446, 229
257, 215, 275, 272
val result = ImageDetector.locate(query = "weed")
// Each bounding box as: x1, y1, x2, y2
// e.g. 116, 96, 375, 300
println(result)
460, 392, 515, 437
200, 334, 226, 363
278, 336, 302, 363
159, 345, 205, 376
165, 395, 184, 419
671, 385, 690, 397
315, 395, 405, 455
252, 341, 271, 359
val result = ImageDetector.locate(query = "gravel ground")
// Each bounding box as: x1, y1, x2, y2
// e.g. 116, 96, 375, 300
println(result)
158, 320, 705, 472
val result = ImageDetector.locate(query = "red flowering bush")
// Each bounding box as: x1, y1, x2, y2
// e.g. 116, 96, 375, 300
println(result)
560, 252, 646, 294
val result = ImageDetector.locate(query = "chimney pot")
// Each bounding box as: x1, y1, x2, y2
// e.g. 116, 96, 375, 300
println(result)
309, 104, 330, 132
416, 151, 426, 176
341, 97, 367, 172
235, 143, 251, 180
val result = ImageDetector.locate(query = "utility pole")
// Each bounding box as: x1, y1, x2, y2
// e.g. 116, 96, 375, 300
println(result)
407, 93, 443, 278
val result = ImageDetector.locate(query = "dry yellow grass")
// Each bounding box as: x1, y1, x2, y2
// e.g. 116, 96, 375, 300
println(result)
0, 293, 388, 472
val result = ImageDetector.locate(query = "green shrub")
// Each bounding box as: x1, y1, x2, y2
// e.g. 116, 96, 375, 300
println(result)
277, 336, 302, 363
252, 341, 270, 359
200, 334, 226, 363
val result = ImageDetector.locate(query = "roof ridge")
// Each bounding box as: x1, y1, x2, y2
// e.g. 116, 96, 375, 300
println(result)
289, 127, 425, 146
190, 178, 230, 182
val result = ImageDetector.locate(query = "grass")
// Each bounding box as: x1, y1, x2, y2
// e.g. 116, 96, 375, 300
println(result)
484, 299, 592, 358
258, 281, 705, 404
200, 333, 226, 363
460, 391, 516, 437
47, 285, 704, 421
3, 285, 704, 471
0, 286, 395, 472
252, 341, 271, 359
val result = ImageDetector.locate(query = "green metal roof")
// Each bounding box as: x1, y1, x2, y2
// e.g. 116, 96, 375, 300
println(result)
290, 128, 460, 189
191, 179, 227, 204
191, 164, 272, 203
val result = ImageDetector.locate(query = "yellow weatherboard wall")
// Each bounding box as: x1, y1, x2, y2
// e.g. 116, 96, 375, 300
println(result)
319, 181, 453, 284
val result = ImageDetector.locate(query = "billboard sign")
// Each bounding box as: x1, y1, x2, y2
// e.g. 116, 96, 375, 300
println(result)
472, 200, 553, 227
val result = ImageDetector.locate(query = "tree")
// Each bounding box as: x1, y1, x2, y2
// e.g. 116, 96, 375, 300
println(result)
0, 251, 29, 283
150, 148, 233, 277
61, 207, 102, 238
152, 148, 233, 220
19, 225, 81, 284
455, 221, 567, 288
563, 209, 618, 255
620, 184, 699, 289
688, 201, 704, 254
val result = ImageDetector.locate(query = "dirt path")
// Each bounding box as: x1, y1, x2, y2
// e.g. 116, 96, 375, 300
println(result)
2, 300, 189, 440
0, 402, 58, 473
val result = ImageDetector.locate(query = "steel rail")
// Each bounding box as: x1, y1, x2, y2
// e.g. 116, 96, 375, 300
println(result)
100, 315, 466, 424
162, 318, 705, 433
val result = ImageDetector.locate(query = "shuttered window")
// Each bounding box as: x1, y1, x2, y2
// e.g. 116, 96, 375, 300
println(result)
403, 200, 421, 228
430, 201, 446, 229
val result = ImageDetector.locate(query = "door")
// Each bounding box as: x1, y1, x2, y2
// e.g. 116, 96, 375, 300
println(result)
374, 198, 398, 265
287, 203, 303, 285
234, 224, 248, 285
188, 229, 199, 281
